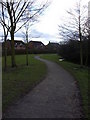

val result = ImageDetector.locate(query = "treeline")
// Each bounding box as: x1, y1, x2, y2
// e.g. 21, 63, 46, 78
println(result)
2, 47, 58, 56
58, 37, 89, 66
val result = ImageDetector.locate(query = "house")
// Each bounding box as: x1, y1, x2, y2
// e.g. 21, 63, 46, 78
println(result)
14, 40, 25, 50
46, 41, 60, 52
2, 40, 25, 50
28, 41, 45, 50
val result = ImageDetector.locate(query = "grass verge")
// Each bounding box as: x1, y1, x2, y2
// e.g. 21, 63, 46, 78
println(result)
2, 54, 47, 112
40, 54, 89, 118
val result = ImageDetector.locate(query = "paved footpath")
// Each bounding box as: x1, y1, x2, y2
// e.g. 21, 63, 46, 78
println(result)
4, 56, 84, 118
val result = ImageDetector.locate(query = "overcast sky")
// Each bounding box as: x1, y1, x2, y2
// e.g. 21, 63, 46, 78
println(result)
0, 0, 89, 45
31, 0, 89, 45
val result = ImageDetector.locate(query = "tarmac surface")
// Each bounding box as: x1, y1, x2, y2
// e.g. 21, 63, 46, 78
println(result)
3, 56, 84, 118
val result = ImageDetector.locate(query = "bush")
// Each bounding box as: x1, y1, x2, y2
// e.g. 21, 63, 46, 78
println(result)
58, 39, 89, 66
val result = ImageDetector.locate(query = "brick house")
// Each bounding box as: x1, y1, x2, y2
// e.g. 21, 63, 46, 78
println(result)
2, 40, 25, 50
28, 41, 45, 50
14, 40, 25, 50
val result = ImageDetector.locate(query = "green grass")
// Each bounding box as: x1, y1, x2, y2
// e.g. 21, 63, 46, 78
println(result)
2, 54, 47, 111
2, 54, 89, 118
40, 54, 89, 118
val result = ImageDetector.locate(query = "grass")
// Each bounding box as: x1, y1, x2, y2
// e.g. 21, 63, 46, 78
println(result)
2, 54, 47, 112
2, 54, 89, 118
40, 54, 89, 118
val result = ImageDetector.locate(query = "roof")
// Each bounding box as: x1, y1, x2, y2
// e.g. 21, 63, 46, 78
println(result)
8, 39, 24, 42
3, 40, 25, 44
47, 42, 59, 46
29, 41, 44, 45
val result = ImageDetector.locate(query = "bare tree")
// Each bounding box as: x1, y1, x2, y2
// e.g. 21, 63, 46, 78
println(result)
83, 17, 90, 66
0, 0, 49, 67
0, 3, 9, 70
22, 23, 30, 66
59, 1, 87, 67
25, 25, 29, 66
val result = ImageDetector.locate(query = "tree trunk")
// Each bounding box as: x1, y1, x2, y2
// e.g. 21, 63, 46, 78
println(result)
4, 36, 7, 70
10, 31, 16, 67
79, 19, 83, 67
80, 39, 83, 67
26, 43, 28, 66
85, 40, 88, 66
26, 33, 28, 66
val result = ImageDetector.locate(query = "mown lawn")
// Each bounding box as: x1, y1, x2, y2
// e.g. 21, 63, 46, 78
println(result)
2, 54, 47, 112
40, 54, 89, 118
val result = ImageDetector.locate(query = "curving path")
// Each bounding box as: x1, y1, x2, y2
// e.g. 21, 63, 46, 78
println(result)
3, 56, 84, 118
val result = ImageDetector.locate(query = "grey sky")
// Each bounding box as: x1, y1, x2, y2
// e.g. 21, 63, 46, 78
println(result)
0, 0, 89, 45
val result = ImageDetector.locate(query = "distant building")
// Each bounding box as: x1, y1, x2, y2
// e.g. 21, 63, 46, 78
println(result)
46, 41, 59, 52
28, 41, 45, 50
2, 40, 25, 50
14, 40, 25, 50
